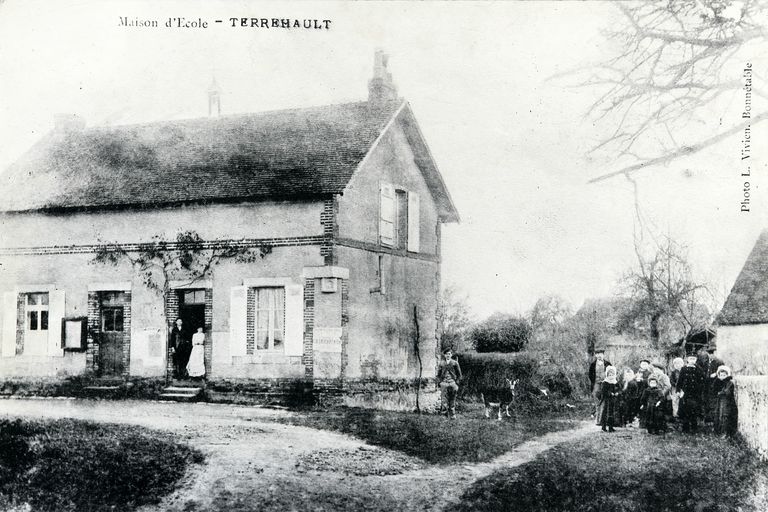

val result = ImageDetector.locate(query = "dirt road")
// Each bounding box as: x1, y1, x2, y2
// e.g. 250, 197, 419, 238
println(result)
1, 398, 593, 511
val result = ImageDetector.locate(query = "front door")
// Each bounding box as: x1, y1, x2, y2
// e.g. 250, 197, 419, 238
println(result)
99, 293, 126, 376
179, 289, 206, 337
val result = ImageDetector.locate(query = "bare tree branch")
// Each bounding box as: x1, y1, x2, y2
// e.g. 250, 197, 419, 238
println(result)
570, 0, 767, 181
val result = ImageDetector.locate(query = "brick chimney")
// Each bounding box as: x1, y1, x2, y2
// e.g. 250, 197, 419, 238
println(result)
367, 50, 398, 108
54, 113, 86, 132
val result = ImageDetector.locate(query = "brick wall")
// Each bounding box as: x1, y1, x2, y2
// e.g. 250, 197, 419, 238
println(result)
86, 292, 100, 374
204, 288, 213, 376
121, 291, 132, 377
165, 290, 179, 379
303, 278, 315, 379
320, 196, 339, 265
246, 287, 256, 355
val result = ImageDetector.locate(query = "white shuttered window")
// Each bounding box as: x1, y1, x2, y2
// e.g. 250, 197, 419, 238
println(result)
2, 293, 17, 357
407, 192, 420, 253
379, 183, 395, 246
229, 286, 247, 358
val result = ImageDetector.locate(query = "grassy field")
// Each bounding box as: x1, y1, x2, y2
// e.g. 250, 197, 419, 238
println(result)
0, 418, 204, 512
276, 400, 585, 464
449, 428, 768, 512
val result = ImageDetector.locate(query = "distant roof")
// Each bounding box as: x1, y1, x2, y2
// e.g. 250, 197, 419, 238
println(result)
675, 326, 715, 342
718, 230, 768, 325
0, 100, 459, 222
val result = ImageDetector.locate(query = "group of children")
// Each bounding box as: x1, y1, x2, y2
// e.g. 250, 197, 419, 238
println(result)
591, 350, 738, 436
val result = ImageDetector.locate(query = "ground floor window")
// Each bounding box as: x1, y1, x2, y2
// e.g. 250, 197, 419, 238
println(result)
21, 292, 49, 356
254, 287, 284, 351
25, 292, 49, 332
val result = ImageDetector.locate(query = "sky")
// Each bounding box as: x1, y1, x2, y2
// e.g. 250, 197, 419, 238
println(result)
0, 0, 766, 319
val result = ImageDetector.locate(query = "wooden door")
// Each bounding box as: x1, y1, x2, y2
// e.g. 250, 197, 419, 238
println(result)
99, 306, 124, 376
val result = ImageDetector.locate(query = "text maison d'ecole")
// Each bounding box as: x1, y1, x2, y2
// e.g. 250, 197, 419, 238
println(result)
119, 16, 332, 30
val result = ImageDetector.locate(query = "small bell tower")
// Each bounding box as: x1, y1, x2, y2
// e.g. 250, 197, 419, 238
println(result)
208, 77, 222, 117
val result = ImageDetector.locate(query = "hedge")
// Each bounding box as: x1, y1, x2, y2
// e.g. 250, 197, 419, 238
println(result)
456, 351, 574, 401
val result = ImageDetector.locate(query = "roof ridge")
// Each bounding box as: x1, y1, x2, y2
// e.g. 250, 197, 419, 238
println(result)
84, 99, 374, 132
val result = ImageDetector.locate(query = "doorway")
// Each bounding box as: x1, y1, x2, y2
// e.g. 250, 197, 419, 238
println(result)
179, 289, 206, 334
99, 292, 128, 376
171, 288, 208, 382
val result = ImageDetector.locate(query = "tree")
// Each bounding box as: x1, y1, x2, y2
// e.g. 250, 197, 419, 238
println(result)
437, 285, 474, 352
582, 0, 767, 183
91, 231, 269, 379
528, 295, 574, 342
412, 304, 423, 413
471, 313, 532, 353
619, 235, 712, 349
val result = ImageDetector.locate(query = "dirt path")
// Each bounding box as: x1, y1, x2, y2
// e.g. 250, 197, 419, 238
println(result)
349, 421, 596, 511
0, 398, 594, 511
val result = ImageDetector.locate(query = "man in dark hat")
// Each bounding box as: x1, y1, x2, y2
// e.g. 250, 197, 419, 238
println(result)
638, 358, 653, 382
589, 348, 611, 420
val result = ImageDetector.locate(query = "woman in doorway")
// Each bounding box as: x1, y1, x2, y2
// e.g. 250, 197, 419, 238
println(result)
187, 326, 206, 379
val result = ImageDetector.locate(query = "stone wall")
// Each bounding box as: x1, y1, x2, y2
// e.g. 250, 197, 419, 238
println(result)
341, 378, 440, 412
736, 376, 768, 460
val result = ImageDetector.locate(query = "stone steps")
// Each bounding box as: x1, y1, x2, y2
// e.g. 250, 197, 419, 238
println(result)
158, 386, 203, 402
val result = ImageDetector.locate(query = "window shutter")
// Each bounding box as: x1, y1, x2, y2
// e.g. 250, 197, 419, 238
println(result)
2, 292, 17, 358
229, 286, 247, 358
407, 192, 420, 252
380, 183, 395, 246
283, 284, 304, 356
48, 290, 65, 357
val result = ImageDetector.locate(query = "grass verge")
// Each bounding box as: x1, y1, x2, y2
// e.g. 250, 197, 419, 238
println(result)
0, 418, 204, 512
449, 428, 768, 512
275, 401, 584, 464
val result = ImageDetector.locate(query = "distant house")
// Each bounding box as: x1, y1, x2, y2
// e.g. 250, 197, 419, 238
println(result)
603, 334, 648, 367
0, 51, 459, 403
717, 230, 768, 375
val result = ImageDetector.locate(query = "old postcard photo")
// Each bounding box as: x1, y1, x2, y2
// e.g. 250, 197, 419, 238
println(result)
0, 1, 766, 511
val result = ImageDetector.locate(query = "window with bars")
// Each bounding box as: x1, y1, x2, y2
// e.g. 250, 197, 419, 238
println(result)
25, 293, 49, 332
254, 287, 285, 351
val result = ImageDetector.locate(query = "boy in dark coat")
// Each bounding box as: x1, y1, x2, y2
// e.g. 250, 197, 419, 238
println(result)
677, 354, 706, 433
635, 368, 648, 428
437, 348, 462, 419
713, 365, 738, 436
640, 376, 666, 434
619, 368, 639, 427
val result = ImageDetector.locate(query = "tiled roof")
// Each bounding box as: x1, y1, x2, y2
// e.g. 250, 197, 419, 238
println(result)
718, 230, 768, 325
0, 102, 397, 212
